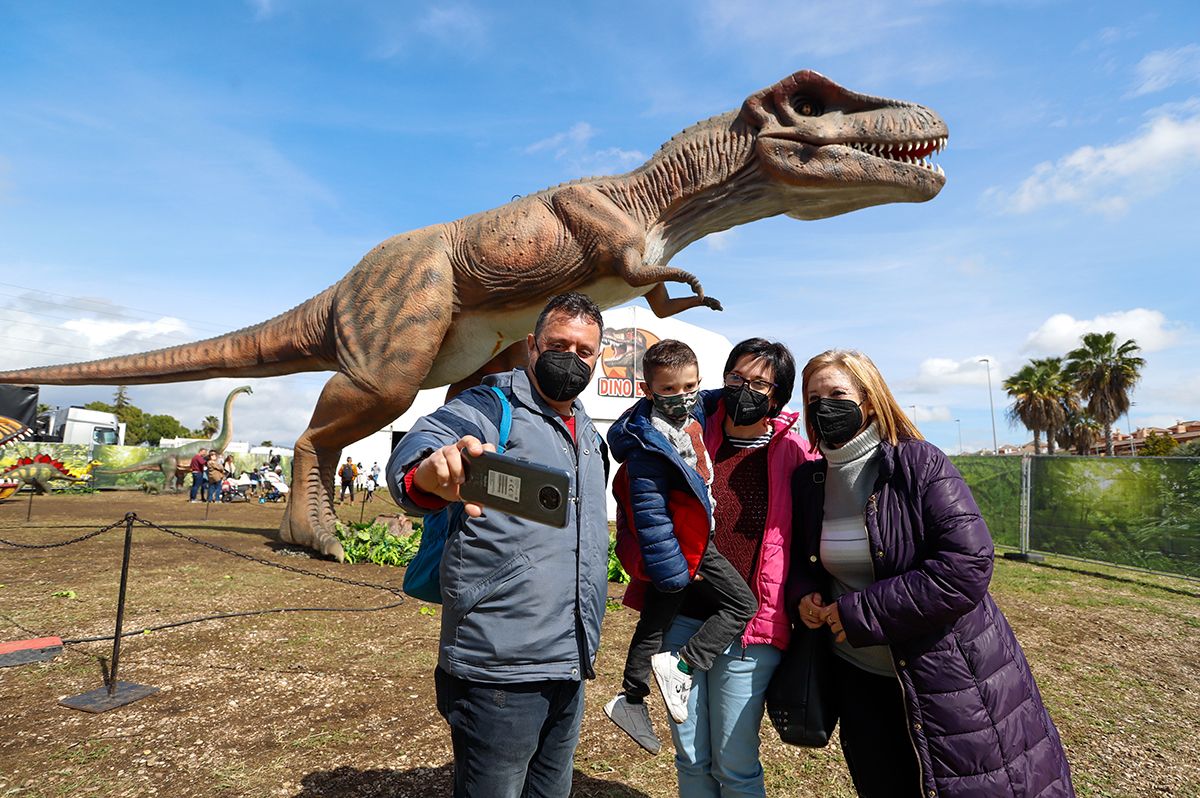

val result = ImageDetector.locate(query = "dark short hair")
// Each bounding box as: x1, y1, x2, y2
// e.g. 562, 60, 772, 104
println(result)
533, 292, 604, 341
723, 337, 796, 416
642, 339, 699, 386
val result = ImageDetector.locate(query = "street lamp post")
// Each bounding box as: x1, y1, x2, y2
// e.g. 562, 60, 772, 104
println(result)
909, 405, 917, 425
979, 358, 999, 455
956, 418, 963, 455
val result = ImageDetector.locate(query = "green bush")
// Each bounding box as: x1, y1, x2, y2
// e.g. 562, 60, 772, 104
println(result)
608, 533, 629, 584
333, 520, 421, 567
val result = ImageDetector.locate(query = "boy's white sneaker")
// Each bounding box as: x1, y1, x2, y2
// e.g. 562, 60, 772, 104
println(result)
604, 694, 661, 754
651, 651, 692, 724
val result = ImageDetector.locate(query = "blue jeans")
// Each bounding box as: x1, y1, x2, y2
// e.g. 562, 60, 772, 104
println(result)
190, 472, 205, 501
207, 478, 222, 502
434, 666, 584, 798
663, 615, 783, 798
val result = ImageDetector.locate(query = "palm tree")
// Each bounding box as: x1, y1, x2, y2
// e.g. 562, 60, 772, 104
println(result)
1003, 358, 1068, 455
1056, 407, 1101, 455
1064, 331, 1145, 456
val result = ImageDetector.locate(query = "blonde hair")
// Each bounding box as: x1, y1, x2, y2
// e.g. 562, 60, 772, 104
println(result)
801, 349, 923, 446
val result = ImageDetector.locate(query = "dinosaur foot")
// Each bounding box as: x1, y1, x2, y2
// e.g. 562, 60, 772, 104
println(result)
279, 504, 346, 562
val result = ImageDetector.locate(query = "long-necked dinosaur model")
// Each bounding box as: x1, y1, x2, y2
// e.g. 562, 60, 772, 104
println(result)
0, 70, 948, 559
94, 386, 252, 489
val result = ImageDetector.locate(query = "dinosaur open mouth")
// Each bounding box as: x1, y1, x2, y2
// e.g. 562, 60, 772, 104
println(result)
844, 136, 947, 176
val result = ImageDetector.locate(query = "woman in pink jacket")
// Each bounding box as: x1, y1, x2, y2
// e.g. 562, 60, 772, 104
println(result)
661, 338, 817, 797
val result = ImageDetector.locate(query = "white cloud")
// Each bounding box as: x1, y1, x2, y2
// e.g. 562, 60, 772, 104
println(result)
904, 404, 953, 424
524, 123, 596, 156
697, 0, 922, 60
417, 4, 488, 50
523, 123, 645, 176
1022, 309, 1183, 355
912, 355, 1004, 392
992, 102, 1200, 215
248, 0, 274, 20
61, 317, 189, 347
1132, 44, 1200, 96
704, 230, 737, 252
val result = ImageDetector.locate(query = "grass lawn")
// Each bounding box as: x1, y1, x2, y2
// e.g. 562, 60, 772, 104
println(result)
0, 493, 1197, 797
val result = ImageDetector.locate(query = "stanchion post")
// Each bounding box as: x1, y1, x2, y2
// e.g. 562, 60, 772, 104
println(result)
60, 512, 159, 713
106, 512, 136, 695
26, 488, 34, 522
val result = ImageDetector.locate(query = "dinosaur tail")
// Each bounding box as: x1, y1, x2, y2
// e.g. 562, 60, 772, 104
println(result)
0, 286, 337, 385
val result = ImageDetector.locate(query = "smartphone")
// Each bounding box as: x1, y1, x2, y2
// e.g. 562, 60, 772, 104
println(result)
459, 449, 572, 528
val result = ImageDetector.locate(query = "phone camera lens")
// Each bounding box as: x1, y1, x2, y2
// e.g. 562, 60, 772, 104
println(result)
538, 486, 562, 511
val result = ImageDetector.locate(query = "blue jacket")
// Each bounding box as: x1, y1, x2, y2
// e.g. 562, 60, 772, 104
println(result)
608, 397, 713, 593
387, 368, 610, 684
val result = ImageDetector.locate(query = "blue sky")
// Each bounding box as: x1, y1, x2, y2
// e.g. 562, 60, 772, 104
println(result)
1, 1, 1197, 452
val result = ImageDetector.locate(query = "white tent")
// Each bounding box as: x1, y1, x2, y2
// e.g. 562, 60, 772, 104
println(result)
339, 303, 735, 520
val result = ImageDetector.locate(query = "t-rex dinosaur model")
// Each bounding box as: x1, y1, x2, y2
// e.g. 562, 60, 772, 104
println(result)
1, 455, 93, 494
0, 70, 948, 559
93, 386, 251, 489
0, 416, 33, 449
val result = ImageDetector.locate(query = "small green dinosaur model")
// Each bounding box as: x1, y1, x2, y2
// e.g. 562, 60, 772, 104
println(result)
1, 455, 93, 494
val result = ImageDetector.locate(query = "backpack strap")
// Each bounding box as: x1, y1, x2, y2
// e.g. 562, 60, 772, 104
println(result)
488, 385, 512, 453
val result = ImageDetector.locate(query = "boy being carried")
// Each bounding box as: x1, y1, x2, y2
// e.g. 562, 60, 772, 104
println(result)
605, 340, 758, 754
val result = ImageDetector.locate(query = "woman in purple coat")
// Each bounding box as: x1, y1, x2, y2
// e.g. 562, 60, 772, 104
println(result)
789, 350, 1074, 798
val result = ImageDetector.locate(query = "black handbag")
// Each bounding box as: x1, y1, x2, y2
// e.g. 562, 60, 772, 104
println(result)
766, 625, 838, 747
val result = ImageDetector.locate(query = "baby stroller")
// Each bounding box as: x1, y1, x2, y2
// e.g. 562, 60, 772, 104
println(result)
221, 474, 253, 503
258, 470, 290, 503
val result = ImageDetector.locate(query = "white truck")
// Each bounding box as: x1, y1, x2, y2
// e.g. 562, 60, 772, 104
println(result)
38, 407, 126, 447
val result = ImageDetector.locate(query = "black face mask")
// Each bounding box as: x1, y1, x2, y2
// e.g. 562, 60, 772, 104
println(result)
807, 397, 864, 448
533, 347, 594, 403
723, 385, 772, 426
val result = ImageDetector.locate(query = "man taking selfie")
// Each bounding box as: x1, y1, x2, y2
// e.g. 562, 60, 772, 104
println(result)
387, 292, 609, 798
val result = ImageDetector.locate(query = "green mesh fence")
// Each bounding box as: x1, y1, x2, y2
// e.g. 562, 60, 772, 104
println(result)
1028, 456, 1200, 579
952, 455, 1200, 579
949, 456, 1022, 548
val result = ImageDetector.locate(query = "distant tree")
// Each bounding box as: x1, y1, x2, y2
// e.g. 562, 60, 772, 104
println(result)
259, 440, 273, 447
113, 385, 131, 409
1139, 432, 1179, 457
1056, 408, 1101, 456
1003, 358, 1069, 455
1180, 440, 1200, 457
1065, 332, 1145, 457
143, 414, 192, 446
36, 402, 52, 415
197, 415, 220, 438
82, 399, 188, 447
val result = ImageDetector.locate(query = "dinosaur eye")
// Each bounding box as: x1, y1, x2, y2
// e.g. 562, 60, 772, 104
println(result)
793, 97, 823, 117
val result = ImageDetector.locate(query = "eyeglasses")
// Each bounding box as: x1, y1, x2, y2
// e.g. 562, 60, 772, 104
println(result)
724, 372, 775, 395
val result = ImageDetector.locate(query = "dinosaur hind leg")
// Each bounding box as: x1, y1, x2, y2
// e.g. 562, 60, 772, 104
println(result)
279, 373, 436, 561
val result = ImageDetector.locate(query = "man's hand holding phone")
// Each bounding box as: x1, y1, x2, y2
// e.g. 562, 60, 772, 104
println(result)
412, 435, 497, 517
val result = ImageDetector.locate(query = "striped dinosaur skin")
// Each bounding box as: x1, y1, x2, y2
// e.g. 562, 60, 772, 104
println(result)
1, 455, 92, 494
0, 70, 948, 560
94, 386, 251, 488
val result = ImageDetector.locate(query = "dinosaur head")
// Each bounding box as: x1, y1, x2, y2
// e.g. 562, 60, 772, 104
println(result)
741, 70, 947, 219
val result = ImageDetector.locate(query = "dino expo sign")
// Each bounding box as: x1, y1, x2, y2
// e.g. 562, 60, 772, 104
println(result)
596, 326, 660, 399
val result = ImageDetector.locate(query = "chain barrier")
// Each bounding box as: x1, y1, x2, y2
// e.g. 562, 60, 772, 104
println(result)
3, 512, 409, 645
130, 516, 406, 598
0, 518, 127, 549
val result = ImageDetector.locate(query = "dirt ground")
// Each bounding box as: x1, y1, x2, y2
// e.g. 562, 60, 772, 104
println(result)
1, 491, 1198, 798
